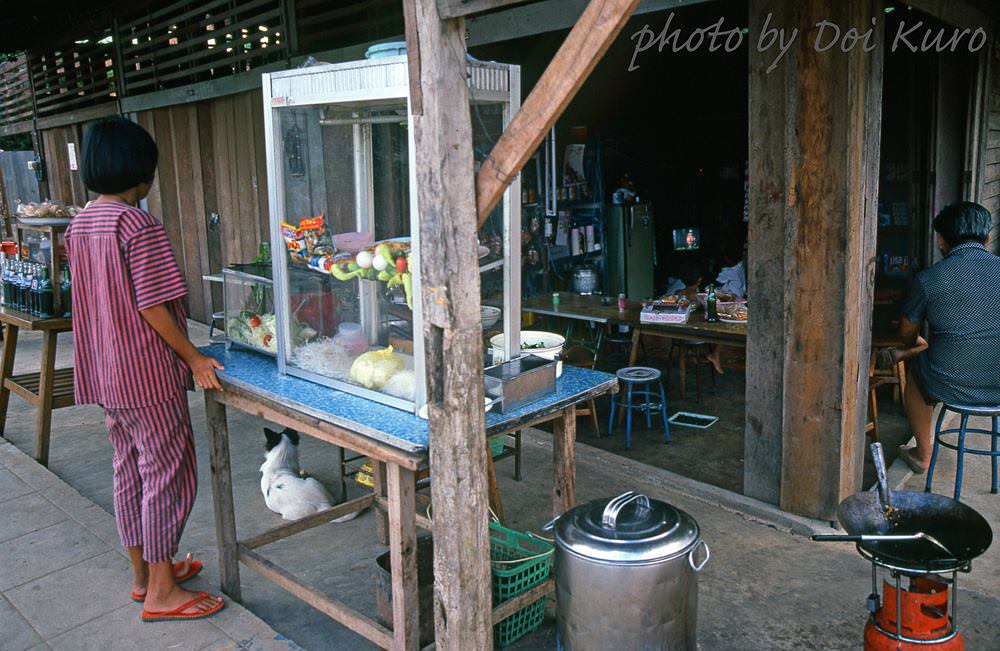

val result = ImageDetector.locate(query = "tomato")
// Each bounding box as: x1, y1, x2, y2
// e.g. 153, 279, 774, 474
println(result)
249, 315, 261, 328
395, 256, 407, 274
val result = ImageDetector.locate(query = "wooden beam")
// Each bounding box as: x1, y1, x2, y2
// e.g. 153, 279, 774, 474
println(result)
239, 545, 395, 649
437, 0, 531, 19
405, 1, 493, 649
474, 0, 641, 225
746, 0, 883, 520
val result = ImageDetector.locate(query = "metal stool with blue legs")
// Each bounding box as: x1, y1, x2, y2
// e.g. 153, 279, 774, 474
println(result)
925, 403, 1000, 501
607, 366, 669, 449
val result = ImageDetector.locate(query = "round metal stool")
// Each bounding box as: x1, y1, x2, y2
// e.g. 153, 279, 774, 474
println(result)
926, 403, 1000, 501
607, 366, 669, 449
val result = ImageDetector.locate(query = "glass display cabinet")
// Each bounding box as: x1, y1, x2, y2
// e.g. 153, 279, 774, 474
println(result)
261, 55, 521, 415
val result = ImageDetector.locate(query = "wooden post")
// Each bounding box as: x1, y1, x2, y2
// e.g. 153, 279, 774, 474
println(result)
386, 463, 419, 651
0, 324, 18, 437
33, 330, 57, 466
404, 1, 494, 649
204, 390, 242, 601
552, 405, 577, 516
746, 0, 883, 519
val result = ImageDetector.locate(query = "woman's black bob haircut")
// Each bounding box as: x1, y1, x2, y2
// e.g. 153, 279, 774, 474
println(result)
932, 201, 992, 248
81, 116, 158, 194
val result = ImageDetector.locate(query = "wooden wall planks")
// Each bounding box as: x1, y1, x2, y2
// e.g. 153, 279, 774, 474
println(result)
983, 42, 1000, 252
136, 89, 270, 324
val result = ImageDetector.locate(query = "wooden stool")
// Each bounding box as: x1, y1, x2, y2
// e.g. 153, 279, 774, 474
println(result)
561, 345, 601, 435
668, 340, 716, 402
866, 353, 901, 442
0, 310, 74, 466
871, 339, 907, 403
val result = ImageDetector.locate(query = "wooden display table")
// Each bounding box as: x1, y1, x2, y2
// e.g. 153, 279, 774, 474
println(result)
0, 307, 73, 466
200, 343, 616, 651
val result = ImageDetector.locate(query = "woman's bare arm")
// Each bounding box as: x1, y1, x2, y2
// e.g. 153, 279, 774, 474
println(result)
139, 304, 224, 391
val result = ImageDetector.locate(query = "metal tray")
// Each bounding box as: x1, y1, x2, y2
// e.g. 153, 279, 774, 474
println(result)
484, 355, 557, 413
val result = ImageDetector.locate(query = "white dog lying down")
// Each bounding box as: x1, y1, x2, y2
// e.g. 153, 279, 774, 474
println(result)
260, 427, 359, 522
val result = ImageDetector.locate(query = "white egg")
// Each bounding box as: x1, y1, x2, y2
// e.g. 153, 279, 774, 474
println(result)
355, 250, 374, 268
372, 255, 388, 271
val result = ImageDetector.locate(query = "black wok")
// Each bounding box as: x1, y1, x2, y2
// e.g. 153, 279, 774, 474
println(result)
815, 490, 992, 571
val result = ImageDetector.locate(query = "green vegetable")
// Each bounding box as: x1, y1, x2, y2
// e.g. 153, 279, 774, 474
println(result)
377, 269, 393, 282
402, 272, 413, 310
375, 243, 395, 268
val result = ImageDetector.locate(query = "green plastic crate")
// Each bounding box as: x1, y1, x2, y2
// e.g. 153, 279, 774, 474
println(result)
489, 521, 554, 647
489, 435, 505, 457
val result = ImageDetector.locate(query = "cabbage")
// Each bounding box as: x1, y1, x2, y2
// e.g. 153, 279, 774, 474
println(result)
350, 346, 404, 389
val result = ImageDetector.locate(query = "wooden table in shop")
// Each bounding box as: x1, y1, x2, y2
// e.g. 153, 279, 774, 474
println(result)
522, 293, 747, 365
200, 343, 616, 651
0, 307, 73, 466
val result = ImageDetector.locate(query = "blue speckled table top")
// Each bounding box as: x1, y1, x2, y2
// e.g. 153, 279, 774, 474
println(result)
200, 344, 617, 455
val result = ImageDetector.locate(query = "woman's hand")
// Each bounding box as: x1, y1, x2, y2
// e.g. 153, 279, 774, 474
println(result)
188, 352, 225, 391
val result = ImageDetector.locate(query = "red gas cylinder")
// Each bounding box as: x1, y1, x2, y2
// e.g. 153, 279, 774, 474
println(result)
864, 577, 964, 651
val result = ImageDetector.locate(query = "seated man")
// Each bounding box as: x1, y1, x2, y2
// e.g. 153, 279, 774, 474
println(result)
896, 201, 1000, 472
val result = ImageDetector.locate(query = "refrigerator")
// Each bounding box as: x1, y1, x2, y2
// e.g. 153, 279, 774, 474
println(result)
605, 203, 656, 300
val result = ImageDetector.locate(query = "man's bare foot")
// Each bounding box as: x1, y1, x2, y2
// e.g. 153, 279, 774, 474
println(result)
143, 585, 223, 615
898, 447, 929, 474
706, 351, 724, 375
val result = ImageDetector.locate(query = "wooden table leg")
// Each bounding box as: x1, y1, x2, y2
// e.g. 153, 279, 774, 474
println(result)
485, 446, 505, 523
205, 390, 242, 601
374, 461, 389, 546
628, 327, 642, 366
552, 405, 577, 516
386, 463, 419, 651
0, 323, 19, 437
34, 330, 57, 466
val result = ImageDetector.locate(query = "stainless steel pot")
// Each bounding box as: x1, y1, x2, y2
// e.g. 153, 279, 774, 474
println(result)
546, 491, 709, 651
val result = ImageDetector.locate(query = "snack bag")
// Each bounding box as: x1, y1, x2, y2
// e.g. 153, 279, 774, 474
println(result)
281, 221, 307, 262
298, 214, 335, 257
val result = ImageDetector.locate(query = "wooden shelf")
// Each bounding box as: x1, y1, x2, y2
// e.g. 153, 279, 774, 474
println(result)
0, 307, 71, 332
4, 368, 74, 408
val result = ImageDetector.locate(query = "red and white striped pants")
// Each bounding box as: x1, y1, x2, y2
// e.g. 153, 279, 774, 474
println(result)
105, 392, 198, 563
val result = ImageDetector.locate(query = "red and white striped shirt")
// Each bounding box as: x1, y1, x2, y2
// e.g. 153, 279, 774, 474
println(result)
66, 201, 193, 408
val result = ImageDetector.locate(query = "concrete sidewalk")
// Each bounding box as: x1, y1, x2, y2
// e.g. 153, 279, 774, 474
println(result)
1, 323, 998, 650
0, 439, 301, 651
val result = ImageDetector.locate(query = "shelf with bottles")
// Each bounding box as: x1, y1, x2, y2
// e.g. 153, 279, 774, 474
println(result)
2, 223, 72, 320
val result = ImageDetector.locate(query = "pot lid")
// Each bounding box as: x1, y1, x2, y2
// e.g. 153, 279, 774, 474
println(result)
553, 492, 701, 563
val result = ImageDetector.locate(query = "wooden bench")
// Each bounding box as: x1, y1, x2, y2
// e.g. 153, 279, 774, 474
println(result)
0, 307, 74, 466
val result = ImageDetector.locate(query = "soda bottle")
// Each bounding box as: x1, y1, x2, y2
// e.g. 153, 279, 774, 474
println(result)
37, 268, 53, 319
706, 284, 719, 323
15, 262, 26, 311
60, 266, 72, 317
1, 259, 9, 307
28, 264, 40, 316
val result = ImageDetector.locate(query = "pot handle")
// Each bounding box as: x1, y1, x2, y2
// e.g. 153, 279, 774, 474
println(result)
688, 540, 710, 572
602, 491, 650, 529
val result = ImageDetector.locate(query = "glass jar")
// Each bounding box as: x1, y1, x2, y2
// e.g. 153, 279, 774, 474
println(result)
333, 322, 369, 358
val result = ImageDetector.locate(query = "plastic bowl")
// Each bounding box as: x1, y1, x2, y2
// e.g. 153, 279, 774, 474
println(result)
490, 331, 565, 377
481, 305, 502, 329
365, 41, 407, 59
332, 231, 373, 254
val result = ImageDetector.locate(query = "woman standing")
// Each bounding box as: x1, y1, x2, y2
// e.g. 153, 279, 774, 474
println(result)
68, 116, 225, 621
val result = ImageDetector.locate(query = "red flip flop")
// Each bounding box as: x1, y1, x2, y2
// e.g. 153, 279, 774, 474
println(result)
130, 556, 204, 602
140, 591, 225, 622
